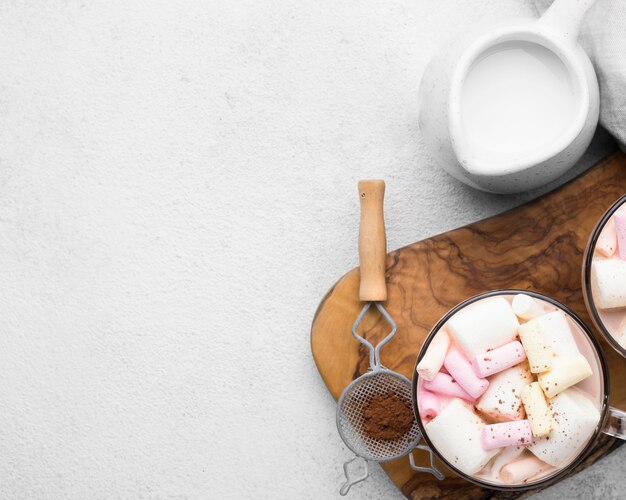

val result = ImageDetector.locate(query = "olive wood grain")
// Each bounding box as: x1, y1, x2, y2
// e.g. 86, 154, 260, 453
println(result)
311, 152, 626, 499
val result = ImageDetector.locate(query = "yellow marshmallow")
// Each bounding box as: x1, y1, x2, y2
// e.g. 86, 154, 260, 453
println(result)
518, 321, 553, 374
538, 355, 592, 398
520, 382, 552, 438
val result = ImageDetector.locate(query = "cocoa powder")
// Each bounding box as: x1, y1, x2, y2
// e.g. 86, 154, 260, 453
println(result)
362, 391, 414, 440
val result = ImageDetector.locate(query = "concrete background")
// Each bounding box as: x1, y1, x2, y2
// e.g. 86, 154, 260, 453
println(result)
0, 1, 621, 498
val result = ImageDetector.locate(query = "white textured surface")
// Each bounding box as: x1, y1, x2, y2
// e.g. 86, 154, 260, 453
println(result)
0, 1, 619, 499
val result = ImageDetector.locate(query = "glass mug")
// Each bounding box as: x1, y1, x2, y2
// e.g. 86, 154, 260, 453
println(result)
582, 194, 626, 358
411, 290, 626, 491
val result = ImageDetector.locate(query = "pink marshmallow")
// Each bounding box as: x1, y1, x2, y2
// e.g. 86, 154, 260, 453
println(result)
423, 372, 475, 402
471, 341, 527, 378
443, 348, 489, 399
417, 389, 440, 422
481, 420, 533, 450
500, 456, 552, 485
615, 206, 626, 260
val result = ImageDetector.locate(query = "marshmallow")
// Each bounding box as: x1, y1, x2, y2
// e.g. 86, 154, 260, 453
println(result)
487, 446, 525, 481
416, 329, 450, 381
418, 389, 440, 422
512, 294, 545, 321
533, 310, 580, 359
591, 258, 626, 309
538, 354, 592, 398
423, 372, 474, 402
528, 388, 600, 467
472, 341, 526, 378
615, 205, 626, 259
520, 382, 552, 438
444, 348, 489, 399
425, 398, 499, 475
476, 363, 533, 422
526, 466, 557, 484
446, 297, 519, 359
596, 217, 617, 258
518, 320, 553, 373
481, 420, 533, 450
500, 456, 553, 485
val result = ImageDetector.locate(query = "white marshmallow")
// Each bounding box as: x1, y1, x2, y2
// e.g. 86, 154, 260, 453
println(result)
425, 398, 499, 475
416, 329, 450, 381
512, 294, 545, 321
520, 382, 552, 438
533, 310, 580, 359
591, 258, 626, 309
446, 297, 519, 359
476, 363, 533, 422
528, 388, 600, 467
538, 354, 593, 398
500, 455, 553, 485
487, 446, 525, 482
518, 320, 553, 373
595, 217, 617, 258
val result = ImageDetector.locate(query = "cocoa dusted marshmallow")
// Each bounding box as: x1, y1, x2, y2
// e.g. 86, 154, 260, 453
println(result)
446, 296, 519, 359
532, 310, 580, 359
538, 354, 592, 398
416, 329, 450, 381
425, 398, 499, 475
528, 388, 600, 467
481, 420, 533, 450
476, 363, 533, 422
591, 258, 626, 309
472, 341, 526, 378
520, 382, 552, 438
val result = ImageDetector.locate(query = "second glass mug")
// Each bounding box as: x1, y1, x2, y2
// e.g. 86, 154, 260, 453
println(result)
582, 194, 626, 358
410, 289, 626, 491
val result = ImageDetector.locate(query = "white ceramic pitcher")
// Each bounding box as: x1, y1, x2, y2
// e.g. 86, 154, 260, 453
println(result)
418, 0, 599, 194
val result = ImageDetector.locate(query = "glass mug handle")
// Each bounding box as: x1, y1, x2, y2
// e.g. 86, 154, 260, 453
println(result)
603, 407, 626, 439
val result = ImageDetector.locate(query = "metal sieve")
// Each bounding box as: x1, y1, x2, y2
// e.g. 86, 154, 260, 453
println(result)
335, 181, 443, 495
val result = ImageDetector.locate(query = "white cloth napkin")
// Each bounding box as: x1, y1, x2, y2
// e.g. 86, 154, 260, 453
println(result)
535, 0, 626, 150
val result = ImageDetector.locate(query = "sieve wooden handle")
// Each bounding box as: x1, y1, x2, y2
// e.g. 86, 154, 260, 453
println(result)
358, 180, 387, 302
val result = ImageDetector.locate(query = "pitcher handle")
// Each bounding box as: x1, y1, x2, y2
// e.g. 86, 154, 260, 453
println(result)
537, 0, 596, 44
603, 406, 626, 439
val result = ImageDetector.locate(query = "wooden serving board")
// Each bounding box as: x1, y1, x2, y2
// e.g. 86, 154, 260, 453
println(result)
311, 152, 626, 499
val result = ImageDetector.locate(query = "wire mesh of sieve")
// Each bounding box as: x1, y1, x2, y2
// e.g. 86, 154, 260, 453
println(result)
337, 369, 421, 461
